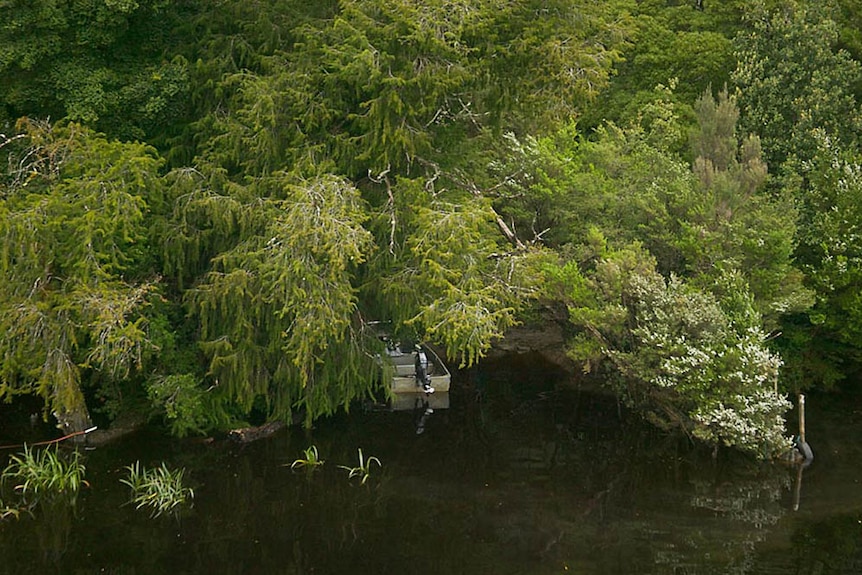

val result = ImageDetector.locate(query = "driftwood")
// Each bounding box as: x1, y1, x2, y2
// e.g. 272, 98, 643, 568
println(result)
228, 421, 286, 443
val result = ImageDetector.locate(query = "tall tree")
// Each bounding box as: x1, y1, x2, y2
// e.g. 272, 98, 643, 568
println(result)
0, 120, 166, 433
681, 88, 812, 328
170, 0, 630, 425
180, 173, 380, 427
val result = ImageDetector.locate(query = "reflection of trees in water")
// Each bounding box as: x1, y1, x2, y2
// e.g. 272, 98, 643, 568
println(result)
3, 363, 861, 574
504, 404, 790, 574
461, 359, 809, 575
33, 498, 74, 567
582, 467, 793, 575
787, 513, 862, 573
688, 473, 789, 527
742, 510, 862, 574
0, 491, 76, 574
679, 471, 790, 575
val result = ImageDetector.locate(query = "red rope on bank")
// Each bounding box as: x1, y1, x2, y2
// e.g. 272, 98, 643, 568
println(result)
0, 426, 98, 450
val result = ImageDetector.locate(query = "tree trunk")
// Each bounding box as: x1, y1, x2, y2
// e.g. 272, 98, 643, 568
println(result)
52, 380, 94, 443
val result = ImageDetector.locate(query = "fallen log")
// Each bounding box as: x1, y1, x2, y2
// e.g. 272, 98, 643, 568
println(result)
228, 421, 286, 443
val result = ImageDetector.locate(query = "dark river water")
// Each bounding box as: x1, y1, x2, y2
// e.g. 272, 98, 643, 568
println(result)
1, 353, 861, 574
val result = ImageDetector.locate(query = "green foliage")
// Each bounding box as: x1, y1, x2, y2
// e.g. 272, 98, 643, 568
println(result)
196, 0, 630, 178
732, 2, 862, 170
488, 124, 609, 249
580, 0, 739, 130
3, 0, 861, 449
682, 88, 813, 326
367, 177, 549, 367
145, 374, 210, 437
835, 0, 862, 65
501, 88, 810, 324
493, 102, 693, 259
0, 120, 167, 431
185, 173, 380, 426
798, 139, 862, 323
729, 2, 862, 385
779, 135, 862, 387
1, 446, 88, 503
154, 167, 255, 289
338, 448, 381, 485
121, 461, 194, 518
0, 0, 193, 142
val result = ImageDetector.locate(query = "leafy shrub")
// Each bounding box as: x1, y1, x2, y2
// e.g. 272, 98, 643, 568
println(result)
560, 245, 792, 458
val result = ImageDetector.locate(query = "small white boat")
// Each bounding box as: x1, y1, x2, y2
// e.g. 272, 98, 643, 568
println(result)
369, 321, 452, 412
383, 341, 451, 395
382, 342, 451, 412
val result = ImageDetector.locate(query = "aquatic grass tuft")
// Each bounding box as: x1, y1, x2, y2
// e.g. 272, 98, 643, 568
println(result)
1, 445, 87, 503
338, 448, 381, 485
121, 461, 194, 518
289, 445, 325, 471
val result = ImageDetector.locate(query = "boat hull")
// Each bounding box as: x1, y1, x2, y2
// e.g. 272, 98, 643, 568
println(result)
390, 392, 450, 411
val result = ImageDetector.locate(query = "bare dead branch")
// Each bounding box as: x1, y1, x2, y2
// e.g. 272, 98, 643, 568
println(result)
369, 165, 397, 255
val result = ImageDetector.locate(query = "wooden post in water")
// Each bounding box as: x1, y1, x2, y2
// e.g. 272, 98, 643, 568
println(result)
792, 393, 813, 511
793, 462, 804, 511
796, 393, 814, 463
798, 393, 806, 445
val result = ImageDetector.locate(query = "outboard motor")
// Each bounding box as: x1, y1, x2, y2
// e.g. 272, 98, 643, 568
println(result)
414, 346, 434, 394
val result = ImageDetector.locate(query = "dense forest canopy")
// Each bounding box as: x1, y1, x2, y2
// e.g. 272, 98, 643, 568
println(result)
2, 0, 861, 457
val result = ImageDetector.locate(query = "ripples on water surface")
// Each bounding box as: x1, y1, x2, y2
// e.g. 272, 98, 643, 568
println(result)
1, 353, 861, 574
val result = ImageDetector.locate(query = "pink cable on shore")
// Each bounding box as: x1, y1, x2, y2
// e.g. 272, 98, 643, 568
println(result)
0, 426, 98, 450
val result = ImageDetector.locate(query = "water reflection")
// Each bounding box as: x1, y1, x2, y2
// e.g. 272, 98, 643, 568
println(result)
0, 495, 75, 573
1, 356, 861, 574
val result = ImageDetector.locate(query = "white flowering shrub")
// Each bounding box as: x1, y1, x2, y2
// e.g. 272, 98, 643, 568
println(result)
561, 245, 791, 458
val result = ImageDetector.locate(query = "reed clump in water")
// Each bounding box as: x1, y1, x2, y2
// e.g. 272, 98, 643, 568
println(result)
338, 448, 381, 485
2, 445, 87, 503
289, 445, 325, 471
121, 461, 194, 518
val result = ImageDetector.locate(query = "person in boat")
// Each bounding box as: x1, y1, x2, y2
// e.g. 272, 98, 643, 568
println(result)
414, 344, 435, 394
